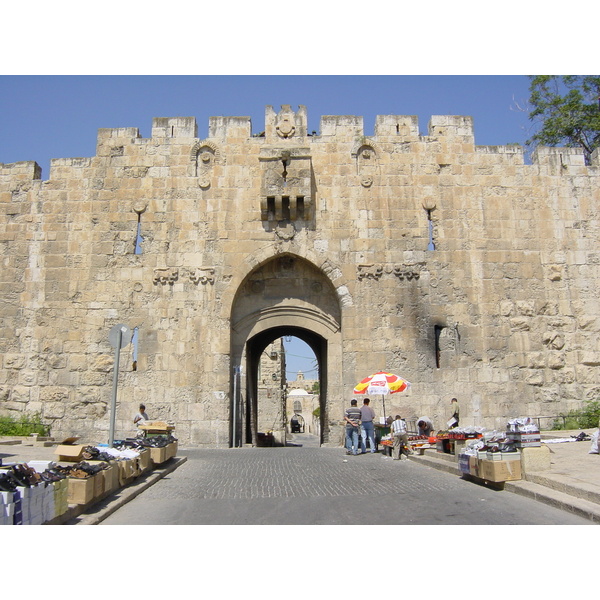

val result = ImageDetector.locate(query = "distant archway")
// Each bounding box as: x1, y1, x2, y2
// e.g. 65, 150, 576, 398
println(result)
230, 254, 342, 447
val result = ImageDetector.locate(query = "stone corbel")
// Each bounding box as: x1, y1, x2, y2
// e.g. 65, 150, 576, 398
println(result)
186, 267, 215, 285
153, 268, 179, 285
357, 264, 383, 280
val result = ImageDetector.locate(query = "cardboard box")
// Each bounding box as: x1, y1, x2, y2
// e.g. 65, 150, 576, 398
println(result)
501, 451, 521, 461
102, 464, 119, 494
166, 441, 178, 460
458, 454, 470, 474
507, 432, 541, 447
486, 451, 503, 461
67, 477, 95, 505
118, 459, 135, 486
54, 444, 87, 462
93, 472, 104, 498
479, 459, 522, 482
469, 456, 480, 477
138, 449, 151, 472
150, 446, 167, 465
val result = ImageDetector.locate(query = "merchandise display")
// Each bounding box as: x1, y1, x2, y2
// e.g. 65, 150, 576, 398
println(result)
0, 433, 178, 525
456, 417, 542, 484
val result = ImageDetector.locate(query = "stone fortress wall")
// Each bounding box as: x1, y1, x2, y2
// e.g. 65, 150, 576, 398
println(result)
0, 105, 598, 446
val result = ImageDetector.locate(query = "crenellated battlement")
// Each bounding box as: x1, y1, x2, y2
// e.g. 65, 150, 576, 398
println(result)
3, 106, 600, 184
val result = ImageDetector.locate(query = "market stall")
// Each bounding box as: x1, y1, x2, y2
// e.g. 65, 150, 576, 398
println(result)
457, 418, 542, 487
0, 432, 178, 525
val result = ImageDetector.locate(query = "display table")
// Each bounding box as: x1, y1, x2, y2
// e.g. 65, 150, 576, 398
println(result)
137, 421, 175, 437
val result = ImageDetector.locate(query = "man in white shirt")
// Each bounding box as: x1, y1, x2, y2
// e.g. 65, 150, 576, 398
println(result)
391, 414, 412, 460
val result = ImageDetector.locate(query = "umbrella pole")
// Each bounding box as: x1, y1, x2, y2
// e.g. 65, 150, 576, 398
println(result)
382, 394, 386, 421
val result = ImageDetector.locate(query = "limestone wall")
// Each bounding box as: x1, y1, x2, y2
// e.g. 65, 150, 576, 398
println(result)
0, 105, 598, 446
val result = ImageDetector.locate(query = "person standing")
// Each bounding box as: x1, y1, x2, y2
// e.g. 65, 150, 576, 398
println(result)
449, 398, 460, 428
359, 398, 377, 453
391, 414, 412, 460
417, 416, 434, 437
344, 399, 362, 456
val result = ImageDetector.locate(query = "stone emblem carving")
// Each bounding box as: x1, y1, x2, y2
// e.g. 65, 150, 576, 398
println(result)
276, 114, 296, 139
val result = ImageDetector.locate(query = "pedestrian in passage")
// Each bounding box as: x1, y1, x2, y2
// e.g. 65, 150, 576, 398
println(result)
359, 398, 376, 454
344, 399, 362, 456
391, 414, 412, 460
449, 398, 460, 428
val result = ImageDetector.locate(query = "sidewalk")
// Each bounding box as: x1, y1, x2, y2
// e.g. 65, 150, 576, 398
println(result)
2, 430, 600, 524
0, 436, 186, 525
409, 428, 600, 523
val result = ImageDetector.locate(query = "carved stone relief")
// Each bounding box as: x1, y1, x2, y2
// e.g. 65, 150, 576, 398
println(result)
153, 267, 215, 285
190, 140, 222, 189
357, 264, 421, 281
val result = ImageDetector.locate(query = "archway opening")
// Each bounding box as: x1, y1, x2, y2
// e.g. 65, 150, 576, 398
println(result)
242, 327, 326, 447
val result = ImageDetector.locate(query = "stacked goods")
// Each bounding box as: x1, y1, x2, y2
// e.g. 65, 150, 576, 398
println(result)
506, 417, 541, 447
0, 490, 14, 525
436, 427, 484, 440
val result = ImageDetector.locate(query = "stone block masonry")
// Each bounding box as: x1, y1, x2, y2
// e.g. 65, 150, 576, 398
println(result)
0, 106, 598, 447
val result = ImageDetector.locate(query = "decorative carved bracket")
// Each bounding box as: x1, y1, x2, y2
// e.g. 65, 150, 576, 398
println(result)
153, 267, 216, 285
357, 264, 421, 281
153, 268, 179, 285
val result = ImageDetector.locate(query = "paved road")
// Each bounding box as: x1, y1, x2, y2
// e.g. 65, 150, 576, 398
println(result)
101, 446, 590, 525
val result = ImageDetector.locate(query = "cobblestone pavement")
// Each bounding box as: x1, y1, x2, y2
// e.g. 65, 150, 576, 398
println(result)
101, 447, 590, 525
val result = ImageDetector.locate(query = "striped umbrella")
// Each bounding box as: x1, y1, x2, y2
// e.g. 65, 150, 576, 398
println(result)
353, 371, 411, 418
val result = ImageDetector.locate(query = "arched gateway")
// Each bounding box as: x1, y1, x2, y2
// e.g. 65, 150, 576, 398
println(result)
230, 254, 342, 447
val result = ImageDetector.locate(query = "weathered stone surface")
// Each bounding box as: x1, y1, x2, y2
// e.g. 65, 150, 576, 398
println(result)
0, 106, 598, 446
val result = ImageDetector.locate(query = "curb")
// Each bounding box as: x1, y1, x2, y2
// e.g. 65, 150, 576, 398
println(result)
408, 452, 600, 523
69, 456, 187, 525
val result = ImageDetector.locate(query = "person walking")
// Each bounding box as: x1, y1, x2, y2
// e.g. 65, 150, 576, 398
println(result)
449, 398, 460, 428
391, 414, 411, 460
344, 399, 362, 456
359, 398, 377, 453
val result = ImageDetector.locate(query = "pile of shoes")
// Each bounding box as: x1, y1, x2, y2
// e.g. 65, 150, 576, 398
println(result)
118, 434, 177, 449
57, 461, 110, 479
0, 464, 42, 490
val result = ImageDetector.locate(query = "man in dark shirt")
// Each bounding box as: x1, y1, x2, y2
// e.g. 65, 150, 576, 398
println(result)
344, 399, 362, 456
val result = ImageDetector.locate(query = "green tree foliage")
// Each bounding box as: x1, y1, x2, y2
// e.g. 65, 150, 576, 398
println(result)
527, 75, 600, 164
0, 412, 48, 436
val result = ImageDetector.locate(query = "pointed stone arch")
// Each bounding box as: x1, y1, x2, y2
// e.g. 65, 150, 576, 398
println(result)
229, 252, 345, 447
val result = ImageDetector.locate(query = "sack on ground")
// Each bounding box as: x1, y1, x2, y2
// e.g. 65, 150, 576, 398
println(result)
589, 430, 599, 455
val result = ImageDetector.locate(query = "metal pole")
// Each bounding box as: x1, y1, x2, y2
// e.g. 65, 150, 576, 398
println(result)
108, 328, 123, 448
232, 366, 238, 448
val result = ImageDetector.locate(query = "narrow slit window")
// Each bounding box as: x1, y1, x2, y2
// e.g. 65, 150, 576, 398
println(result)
282, 196, 290, 221
296, 196, 305, 219
134, 214, 143, 254
132, 327, 139, 371
267, 197, 276, 221
434, 325, 444, 368
426, 209, 435, 251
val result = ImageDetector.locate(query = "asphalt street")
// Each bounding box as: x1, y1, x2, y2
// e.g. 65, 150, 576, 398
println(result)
101, 446, 590, 525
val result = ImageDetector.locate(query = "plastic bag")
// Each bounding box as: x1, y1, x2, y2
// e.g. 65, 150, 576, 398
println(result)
589, 430, 599, 455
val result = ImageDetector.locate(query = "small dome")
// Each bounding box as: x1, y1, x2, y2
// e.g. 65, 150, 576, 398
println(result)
289, 388, 309, 396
